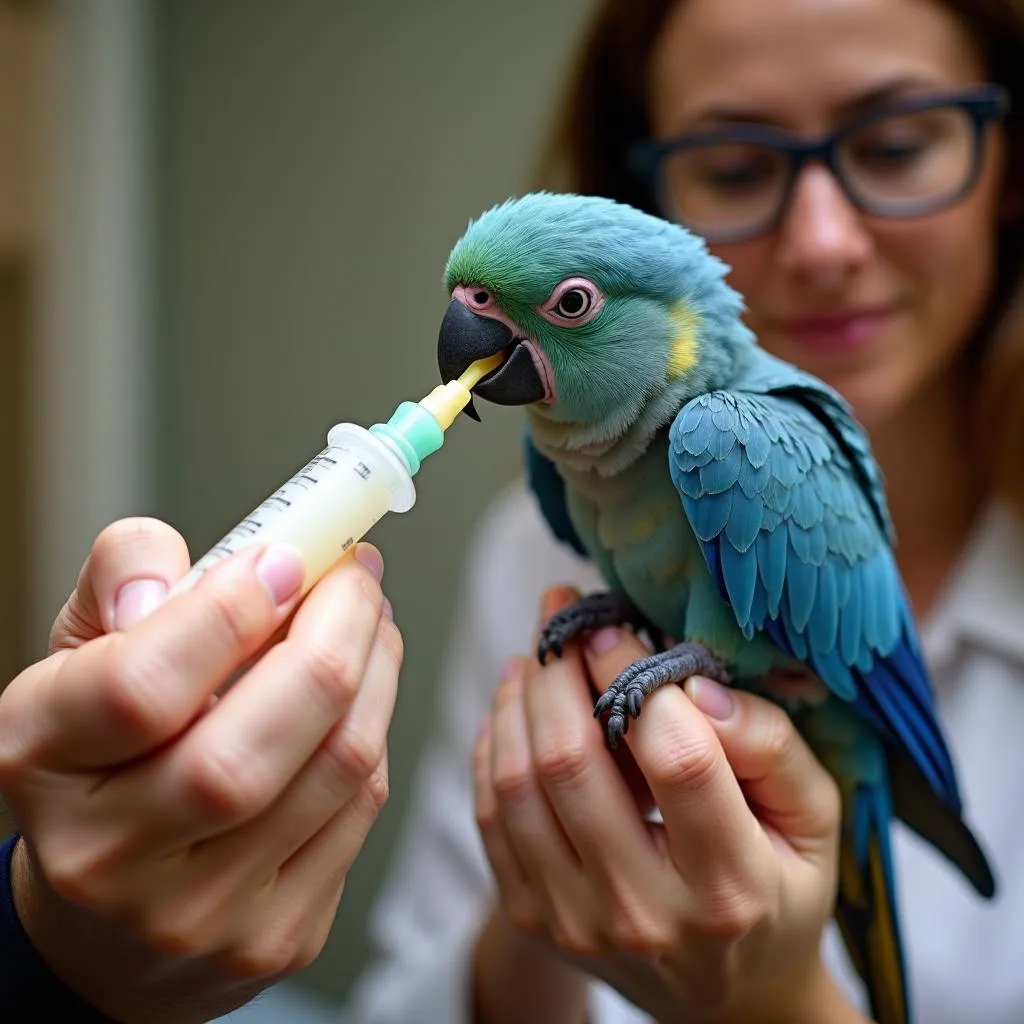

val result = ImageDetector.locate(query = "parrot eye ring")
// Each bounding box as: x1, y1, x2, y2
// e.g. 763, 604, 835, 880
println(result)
540, 276, 606, 327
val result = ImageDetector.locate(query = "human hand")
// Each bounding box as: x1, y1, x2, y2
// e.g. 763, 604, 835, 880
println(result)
472, 586, 858, 1024
0, 517, 401, 1023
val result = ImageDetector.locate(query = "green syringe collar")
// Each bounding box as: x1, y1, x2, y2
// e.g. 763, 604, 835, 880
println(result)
369, 401, 445, 476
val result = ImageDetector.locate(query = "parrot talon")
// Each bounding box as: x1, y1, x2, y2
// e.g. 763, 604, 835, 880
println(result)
606, 712, 628, 748
537, 590, 656, 664
594, 642, 730, 747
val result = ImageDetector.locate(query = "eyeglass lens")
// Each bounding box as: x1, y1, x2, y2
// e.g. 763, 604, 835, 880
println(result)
660, 104, 980, 239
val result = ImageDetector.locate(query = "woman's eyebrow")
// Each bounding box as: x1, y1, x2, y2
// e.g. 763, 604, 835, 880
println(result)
685, 75, 944, 130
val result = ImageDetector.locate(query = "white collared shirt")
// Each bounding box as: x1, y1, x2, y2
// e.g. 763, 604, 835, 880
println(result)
342, 484, 1024, 1024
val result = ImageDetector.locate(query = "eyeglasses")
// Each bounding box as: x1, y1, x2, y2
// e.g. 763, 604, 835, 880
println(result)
629, 84, 1010, 243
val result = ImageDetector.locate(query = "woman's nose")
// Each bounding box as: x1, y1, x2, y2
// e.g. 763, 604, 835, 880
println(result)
775, 165, 872, 289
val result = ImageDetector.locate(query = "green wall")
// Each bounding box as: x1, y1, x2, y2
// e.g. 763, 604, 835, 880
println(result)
155, 0, 595, 1003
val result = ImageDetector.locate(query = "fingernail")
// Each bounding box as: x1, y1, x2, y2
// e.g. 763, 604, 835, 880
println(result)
587, 627, 621, 657
355, 543, 384, 581
255, 544, 305, 606
686, 677, 734, 721
539, 585, 577, 625
114, 578, 168, 630
382, 597, 394, 621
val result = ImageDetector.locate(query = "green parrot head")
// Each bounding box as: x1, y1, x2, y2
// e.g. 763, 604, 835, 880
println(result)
437, 192, 755, 447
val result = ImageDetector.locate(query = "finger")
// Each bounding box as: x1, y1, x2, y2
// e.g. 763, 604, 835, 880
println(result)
473, 711, 541, 929
49, 517, 190, 652
530, 584, 582, 655
193, 612, 402, 862
40, 542, 306, 768
522, 643, 666, 895
489, 662, 593, 944
139, 547, 388, 840
685, 677, 841, 858
126, 754, 391, 972
584, 633, 773, 892
243, 762, 391, 977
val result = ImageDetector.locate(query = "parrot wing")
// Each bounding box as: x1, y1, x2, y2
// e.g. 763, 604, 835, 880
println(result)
667, 365, 961, 811
523, 430, 588, 558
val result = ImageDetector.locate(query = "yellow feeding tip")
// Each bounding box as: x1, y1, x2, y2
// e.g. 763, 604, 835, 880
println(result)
458, 351, 505, 389
418, 352, 505, 430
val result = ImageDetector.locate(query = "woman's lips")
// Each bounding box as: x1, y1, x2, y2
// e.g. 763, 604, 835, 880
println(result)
777, 307, 895, 357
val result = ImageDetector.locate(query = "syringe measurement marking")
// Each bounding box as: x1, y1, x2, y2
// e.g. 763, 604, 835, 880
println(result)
190, 446, 376, 576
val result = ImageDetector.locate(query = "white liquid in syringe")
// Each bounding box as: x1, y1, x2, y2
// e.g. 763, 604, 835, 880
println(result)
173, 422, 415, 597
169, 351, 505, 601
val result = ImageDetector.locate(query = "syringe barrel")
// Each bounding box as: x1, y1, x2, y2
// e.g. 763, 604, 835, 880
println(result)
171, 423, 416, 597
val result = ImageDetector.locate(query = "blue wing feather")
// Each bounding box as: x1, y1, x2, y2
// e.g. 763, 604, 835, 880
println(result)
668, 349, 961, 811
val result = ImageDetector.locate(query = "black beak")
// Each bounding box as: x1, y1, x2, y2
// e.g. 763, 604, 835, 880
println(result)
437, 299, 546, 420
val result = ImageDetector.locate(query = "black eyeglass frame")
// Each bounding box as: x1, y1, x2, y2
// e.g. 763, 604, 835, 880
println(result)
628, 83, 1011, 243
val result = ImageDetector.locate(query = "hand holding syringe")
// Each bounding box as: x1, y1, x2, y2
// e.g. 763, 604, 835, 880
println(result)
0, 358, 509, 1020
170, 351, 505, 598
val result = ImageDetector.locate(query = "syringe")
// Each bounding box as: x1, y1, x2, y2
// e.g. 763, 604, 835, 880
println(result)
169, 352, 504, 598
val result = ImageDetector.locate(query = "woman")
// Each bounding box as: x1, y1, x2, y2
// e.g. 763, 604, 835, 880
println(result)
343, 0, 1024, 1021
0, 523, 400, 1020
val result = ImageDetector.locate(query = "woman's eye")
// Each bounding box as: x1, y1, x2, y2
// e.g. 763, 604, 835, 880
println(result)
704, 164, 769, 190
855, 137, 926, 165
555, 288, 592, 318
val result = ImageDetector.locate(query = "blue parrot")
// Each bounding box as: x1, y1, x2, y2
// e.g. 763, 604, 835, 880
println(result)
435, 192, 995, 1024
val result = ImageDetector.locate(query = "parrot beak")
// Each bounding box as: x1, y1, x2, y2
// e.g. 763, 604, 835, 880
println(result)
437, 299, 547, 419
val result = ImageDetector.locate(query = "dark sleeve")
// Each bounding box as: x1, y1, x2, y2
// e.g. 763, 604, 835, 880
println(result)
0, 832, 118, 1020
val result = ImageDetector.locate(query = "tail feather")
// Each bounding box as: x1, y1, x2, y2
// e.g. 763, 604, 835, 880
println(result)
888, 750, 996, 899
835, 774, 910, 1024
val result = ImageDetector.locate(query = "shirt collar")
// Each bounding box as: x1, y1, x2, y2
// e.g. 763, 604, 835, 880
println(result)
923, 500, 1024, 672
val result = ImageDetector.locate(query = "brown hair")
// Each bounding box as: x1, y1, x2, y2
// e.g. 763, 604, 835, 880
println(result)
536, 0, 1024, 514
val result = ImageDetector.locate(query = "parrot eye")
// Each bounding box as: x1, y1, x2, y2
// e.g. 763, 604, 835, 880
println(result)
463, 287, 493, 311
556, 289, 590, 318
539, 277, 605, 327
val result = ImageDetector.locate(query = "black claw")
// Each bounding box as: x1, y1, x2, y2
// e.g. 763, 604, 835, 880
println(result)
607, 714, 627, 748
539, 639, 562, 665
591, 642, 730, 748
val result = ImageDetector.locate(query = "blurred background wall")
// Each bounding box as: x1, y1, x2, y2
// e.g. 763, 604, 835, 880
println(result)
3, 0, 597, 1011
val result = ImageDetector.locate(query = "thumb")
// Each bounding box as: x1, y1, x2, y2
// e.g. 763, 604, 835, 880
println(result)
49, 517, 191, 653
684, 676, 841, 857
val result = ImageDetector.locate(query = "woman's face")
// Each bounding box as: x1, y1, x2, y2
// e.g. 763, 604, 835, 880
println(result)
649, 0, 1007, 426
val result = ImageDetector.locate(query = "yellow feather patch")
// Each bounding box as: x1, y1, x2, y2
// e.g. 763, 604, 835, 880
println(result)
651, 561, 689, 583
627, 500, 677, 542
867, 833, 907, 1024
666, 302, 701, 378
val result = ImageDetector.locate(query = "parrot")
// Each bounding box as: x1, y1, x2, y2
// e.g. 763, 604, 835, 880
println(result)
434, 191, 996, 1024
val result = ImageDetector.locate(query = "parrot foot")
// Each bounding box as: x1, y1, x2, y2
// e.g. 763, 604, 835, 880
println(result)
537, 590, 657, 664
593, 642, 730, 748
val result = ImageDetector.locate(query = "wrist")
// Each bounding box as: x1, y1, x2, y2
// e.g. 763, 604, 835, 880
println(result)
795, 963, 874, 1024
471, 904, 589, 1024
723, 957, 871, 1024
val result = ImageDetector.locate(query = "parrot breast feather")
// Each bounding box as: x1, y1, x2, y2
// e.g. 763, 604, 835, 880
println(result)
668, 379, 961, 810
523, 431, 588, 557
